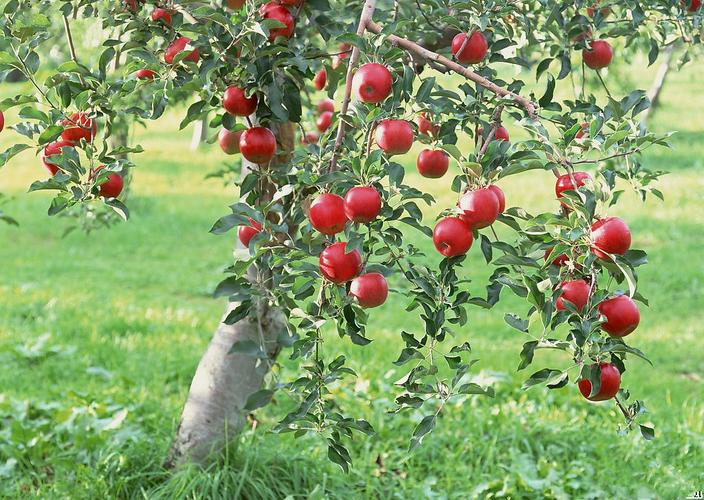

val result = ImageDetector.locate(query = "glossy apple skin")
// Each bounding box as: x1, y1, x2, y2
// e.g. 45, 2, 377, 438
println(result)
314, 69, 327, 90
301, 131, 319, 144
590, 216, 631, 260
458, 188, 500, 229
61, 113, 97, 144
0, 110, 5, 132
352, 63, 393, 103
238, 218, 262, 247
583, 40, 613, 69
578, 363, 621, 401
375, 120, 414, 156
416, 113, 439, 137
416, 149, 449, 179
319, 242, 362, 284
451, 32, 488, 64
598, 295, 640, 337
344, 186, 381, 223
135, 68, 157, 79
556, 279, 590, 312
239, 127, 276, 164
687, 0, 702, 12
223, 86, 258, 116
555, 171, 591, 208
151, 7, 172, 25
494, 126, 510, 141
316, 111, 333, 132
309, 193, 347, 235
487, 185, 505, 213
42, 140, 74, 175
317, 98, 334, 113
218, 129, 243, 155
433, 217, 473, 257
98, 172, 124, 198
165, 37, 200, 64
350, 273, 388, 308
544, 247, 569, 266
260, 3, 295, 41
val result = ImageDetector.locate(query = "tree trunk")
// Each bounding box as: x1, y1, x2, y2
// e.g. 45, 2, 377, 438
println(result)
168, 121, 295, 466
642, 45, 675, 124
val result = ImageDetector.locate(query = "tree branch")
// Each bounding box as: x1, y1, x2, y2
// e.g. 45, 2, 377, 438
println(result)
62, 14, 86, 87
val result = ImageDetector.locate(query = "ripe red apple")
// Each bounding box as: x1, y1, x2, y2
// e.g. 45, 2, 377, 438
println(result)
686, 0, 702, 12
316, 111, 333, 132
0, 110, 4, 132
135, 68, 157, 79
218, 128, 243, 155
351, 63, 393, 103
416, 149, 449, 179
165, 37, 199, 64
344, 186, 381, 223
223, 86, 258, 116
544, 248, 569, 266
556, 279, 590, 312
494, 126, 509, 141
238, 218, 262, 247
555, 171, 591, 208
260, 2, 295, 41
598, 294, 640, 337
590, 216, 631, 260
314, 69, 327, 90
578, 363, 621, 401
331, 43, 352, 70
239, 127, 277, 164
433, 217, 473, 257
226, 0, 245, 9
309, 193, 347, 235
583, 40, 613, 69
319, 242, 362, 284
350, 273, 388, 308
124, 0, 144, 13
317, 98, 334, 113
451, 32, 488, 64
375, 119, 414, 156
301, 131, 319, 144
416, 113, 439, 137
487, 184, 505, 213
97, 171, 124, 198
61, 112, 97, 144
458, 187, 500, 229
575, 121, 589, 139
42, 140, 74, 175
151, 7, 172, 25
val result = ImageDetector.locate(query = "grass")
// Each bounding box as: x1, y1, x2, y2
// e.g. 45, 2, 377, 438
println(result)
0, 61, 703, 498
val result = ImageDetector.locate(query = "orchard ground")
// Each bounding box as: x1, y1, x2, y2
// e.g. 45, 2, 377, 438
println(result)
0, 62, 702, 498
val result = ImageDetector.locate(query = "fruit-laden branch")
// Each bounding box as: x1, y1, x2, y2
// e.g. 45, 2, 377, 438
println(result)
329, 0, 378, 172
364, 20, 538, 118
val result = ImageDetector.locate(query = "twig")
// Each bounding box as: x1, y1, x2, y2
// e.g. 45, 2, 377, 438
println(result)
414, 0, 444, 32
571, 148, 641, 164
477, 105, 504, 158
62, 15, 86, 87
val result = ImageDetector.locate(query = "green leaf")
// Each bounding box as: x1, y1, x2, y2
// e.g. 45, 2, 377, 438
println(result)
244, 389, 274, 410
409, 414, 436, 451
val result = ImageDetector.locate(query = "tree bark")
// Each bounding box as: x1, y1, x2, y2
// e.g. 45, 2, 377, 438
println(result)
642, 45, 675, 124
168, 121, 295, 466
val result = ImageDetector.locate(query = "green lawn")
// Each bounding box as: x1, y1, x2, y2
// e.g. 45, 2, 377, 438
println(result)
0, 62, 702, 499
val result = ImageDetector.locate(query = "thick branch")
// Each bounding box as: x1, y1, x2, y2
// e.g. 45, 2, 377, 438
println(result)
364, 21, 538, 118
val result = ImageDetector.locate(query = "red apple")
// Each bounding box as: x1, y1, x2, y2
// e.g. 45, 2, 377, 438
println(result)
458, 187, 500, 229
331, 43, 352, 70
134, 68, 157, 79
317, 98, 334, 113
686, 0, 702, 12
575, 121, 589, 139
555, 171, 591, 208
97, 171, 124, 198
309, 193, 347, 235
590, 216, 631, 260
124, 0, 144, 13
544, 247, 569, 266
416, 149, 449, 178
433, 217, 473, 257
352, 63, 393, 103
344, 186, 381, 223
239, 127, 277, 164
151, 7, 172, 25
260, 2, 295, 41
165, 37, 199, 64
218, 128, 243, 155
375, 119, 414, 156
451, 32, 488, 64
598, 294, 640, 337
0, 110, 4, 133
316, 111, 333, 132
314, 69, 327, 90
42, 140, 74, 175
350, 273, 388, 308
416, 113, 439, 137
319, 242, 362, 284
61, 112, 97, 144
583, 40, 613, 69
223, 86, 258, 116
578, 363, 621, 401
494, 126, 509, 141
556, 279, 590, 312
238, 218, 262, 247
487, 185, 505, 213
301, 131, 319, 144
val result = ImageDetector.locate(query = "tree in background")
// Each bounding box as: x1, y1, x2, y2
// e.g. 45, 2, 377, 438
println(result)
0, 0, 700, 470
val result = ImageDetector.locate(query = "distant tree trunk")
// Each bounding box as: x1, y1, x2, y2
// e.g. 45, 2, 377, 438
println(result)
642, 45, 675, 124
168, 121, 295, 466
190, 115, 209, 150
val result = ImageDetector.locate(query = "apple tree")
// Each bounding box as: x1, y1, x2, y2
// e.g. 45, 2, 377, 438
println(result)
0, 0, 699, 469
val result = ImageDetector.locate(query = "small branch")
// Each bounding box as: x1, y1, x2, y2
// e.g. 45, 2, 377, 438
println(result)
328, 0, 378, 172
477, 105, 504, 158
571, 148, 641, 165
62, 15, 86, 87
414, 0, 444, 32
364, 21, 537, 118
